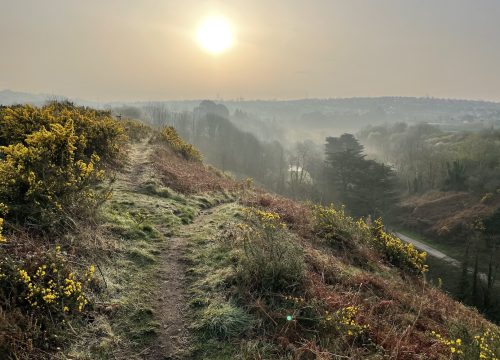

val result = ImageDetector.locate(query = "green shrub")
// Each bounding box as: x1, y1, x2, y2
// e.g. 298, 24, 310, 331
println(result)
237, 208, 305, 291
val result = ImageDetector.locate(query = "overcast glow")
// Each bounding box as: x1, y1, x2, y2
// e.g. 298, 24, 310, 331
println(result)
197, 17, 233, 54
1, 1, 500, 101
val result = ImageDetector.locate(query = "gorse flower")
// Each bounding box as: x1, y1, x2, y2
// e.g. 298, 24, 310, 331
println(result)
431, 331, 464, 356
16, 247, 93, 313
474, 329, 500, 360
323, 305, 369, 338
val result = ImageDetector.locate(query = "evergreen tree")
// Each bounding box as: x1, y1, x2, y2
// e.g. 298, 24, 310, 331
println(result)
324, 133, 397, 217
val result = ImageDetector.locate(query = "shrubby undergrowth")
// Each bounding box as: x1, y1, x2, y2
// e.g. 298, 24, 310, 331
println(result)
313, 204, 428, 275
0, 102, 126, 359
238, 208, 305, 291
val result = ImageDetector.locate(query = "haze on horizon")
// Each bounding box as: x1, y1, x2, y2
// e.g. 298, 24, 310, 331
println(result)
1, 0, 500, 102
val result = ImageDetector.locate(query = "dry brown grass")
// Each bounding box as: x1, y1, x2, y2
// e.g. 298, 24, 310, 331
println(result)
241, 192, 312, 233
399, 191, 500, 236
237, 190, 499, 357
152, 147, 243, 194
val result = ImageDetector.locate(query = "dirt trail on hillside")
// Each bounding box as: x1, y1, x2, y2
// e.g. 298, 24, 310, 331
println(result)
124, 140, 193, 359
121, 138, 153, 189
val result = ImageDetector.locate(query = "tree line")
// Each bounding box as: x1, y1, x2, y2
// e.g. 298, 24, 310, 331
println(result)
357, 122, 500, 194
137, 101, 398, 220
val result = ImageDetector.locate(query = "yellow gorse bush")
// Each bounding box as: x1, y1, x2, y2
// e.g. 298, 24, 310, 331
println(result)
313, 204, 372, 244
371, 219, 428, 274
0, 102, 125, 228
0, 121, 105, 226
431, 331, 464, 356
15, 246, 94, 313
0, 102, 126, 164
160, 126, 202, 162
313, 205, 428, 275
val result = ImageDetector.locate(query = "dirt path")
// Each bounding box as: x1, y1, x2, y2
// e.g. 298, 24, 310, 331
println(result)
122, 140, 193, 359
150, 234, 191, 360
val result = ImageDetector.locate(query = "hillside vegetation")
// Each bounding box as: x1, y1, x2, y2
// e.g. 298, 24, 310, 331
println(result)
0, 104, 499, 359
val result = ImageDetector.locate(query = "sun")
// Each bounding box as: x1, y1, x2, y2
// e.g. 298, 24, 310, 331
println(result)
197, 17, 234, 54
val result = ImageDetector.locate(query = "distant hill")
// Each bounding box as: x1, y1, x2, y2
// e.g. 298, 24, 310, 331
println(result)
4, 90, 500, 141
0, 89, 54, 106
0, 89, 103, 108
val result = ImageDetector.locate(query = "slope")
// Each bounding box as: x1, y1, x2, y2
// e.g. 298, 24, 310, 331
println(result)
63, 127, 499, 359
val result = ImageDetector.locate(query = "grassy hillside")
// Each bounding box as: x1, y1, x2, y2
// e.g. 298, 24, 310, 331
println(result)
397, 191, 500, 323
0, 104, 499, 359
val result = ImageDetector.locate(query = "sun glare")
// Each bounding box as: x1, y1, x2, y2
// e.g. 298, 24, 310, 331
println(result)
197, 17, 233, 55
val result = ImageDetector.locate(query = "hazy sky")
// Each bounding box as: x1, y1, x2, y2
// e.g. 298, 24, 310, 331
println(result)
1, 0, 500, 102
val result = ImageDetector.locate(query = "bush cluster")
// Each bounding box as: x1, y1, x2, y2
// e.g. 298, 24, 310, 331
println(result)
237, 208, 304, 291
159, 126, 202, 161
0, 102, 125, 358
0, 102, 125, 228
371, 218, 428, 274
313, 204, 428, 274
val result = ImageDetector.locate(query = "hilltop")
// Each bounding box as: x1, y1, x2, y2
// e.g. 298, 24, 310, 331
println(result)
0, 103, 498, 359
